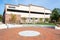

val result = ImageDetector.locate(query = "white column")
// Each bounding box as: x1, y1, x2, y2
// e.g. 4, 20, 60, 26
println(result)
28, 4, 31, 23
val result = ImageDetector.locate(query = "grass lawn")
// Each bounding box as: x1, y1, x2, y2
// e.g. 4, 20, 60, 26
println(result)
36, 23, 56, 25
23, 23, 56, 26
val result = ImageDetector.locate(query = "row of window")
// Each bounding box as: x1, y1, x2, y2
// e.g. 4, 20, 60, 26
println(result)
7, 9, 50, 15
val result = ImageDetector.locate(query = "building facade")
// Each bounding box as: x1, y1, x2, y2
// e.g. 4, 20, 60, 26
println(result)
3, 4, 51, 24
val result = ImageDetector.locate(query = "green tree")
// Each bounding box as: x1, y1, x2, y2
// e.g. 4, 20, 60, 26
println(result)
50, 8, 59, 23
45, 18, 49, 23
0, 15, 2, 21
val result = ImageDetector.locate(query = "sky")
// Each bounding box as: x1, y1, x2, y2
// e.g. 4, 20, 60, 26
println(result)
0, 0, 60, 15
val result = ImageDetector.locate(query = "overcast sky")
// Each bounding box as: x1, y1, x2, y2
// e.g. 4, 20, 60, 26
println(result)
0, 0, 60, 15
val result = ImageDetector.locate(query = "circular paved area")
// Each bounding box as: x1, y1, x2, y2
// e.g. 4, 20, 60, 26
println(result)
0, 27, 60, 40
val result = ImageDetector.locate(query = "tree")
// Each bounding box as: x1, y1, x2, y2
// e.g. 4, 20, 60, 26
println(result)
10, 14, 16, 24
38, 18, 43, 23
45, 18, 49, 23
32, 17, 35, 24
22, 17, 26, 23
0, 15, 2, 21
50, 8, 60, 23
